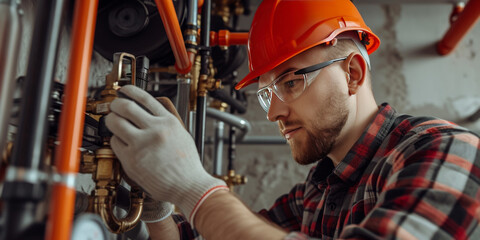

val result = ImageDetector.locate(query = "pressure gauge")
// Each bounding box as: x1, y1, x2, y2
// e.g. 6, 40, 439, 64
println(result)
71, 213, 109, 240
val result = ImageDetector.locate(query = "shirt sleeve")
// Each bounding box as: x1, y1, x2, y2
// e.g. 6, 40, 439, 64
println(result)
171, 213, 199, 240
259, 182, 307, 232
340, 128, 480, 239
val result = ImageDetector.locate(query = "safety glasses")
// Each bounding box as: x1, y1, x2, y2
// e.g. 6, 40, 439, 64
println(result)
256, 57, 347, 112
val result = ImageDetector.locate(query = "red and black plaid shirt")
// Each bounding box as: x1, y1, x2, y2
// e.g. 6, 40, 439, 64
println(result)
175, 103, 480, 239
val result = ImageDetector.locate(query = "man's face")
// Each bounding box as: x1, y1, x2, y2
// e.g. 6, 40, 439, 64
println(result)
258, 48, 350, 165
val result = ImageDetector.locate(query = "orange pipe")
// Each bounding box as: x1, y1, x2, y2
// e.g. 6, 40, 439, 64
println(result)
155, 0, 192, 74
210, 30, 249, 47
44, 0, 98, 240
437, 0, 480, 55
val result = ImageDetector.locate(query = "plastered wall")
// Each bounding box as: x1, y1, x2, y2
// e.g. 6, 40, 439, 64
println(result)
14, 0, 480, 221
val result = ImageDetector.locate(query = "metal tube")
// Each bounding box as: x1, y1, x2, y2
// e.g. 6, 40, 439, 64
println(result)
206, 107, 251, 141
45, 1, 98, 239
195, 96, 207, 162
195, 0, 212, 163
205, 136, 287, 145
0, 0, 22, 154
154, 0, 192, 74
437, 0, 480, 55
1, 0, 66, 239
187, 0, 198, 26
176, 76, 191, 125
213, 120, 224, 175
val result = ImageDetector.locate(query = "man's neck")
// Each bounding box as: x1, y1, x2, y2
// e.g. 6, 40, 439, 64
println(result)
328, 99, 379, 166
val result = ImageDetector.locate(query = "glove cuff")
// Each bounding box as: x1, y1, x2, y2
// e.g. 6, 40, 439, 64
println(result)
174, 175, 228, 226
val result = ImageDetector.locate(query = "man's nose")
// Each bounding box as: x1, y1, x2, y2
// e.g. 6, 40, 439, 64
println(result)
266, 92, 289, 122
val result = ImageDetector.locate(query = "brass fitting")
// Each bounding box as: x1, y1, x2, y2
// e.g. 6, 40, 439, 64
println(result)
86, 53, 136, 115
82, 52, 144, 233
210, 100, 228, 112
215, 169, 247, 192
95, 184, 144, 233
190, 55, 202, 110
1, 141, 13, 165
85, 146, 144, 233
213, 0, 244, 25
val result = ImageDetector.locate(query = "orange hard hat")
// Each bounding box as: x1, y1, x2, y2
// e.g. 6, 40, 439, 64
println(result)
235, 0, 381, 90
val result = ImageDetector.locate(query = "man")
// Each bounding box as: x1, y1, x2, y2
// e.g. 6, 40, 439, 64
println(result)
105, 0, 480, 239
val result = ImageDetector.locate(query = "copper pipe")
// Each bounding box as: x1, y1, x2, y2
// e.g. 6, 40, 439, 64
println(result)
96, 187, 144, 233
45, 1, 98, 240
154, 0, 192, 74
437, 0, 480, 55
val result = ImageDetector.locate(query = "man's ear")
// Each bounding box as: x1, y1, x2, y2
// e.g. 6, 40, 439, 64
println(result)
344, 52, 367, 95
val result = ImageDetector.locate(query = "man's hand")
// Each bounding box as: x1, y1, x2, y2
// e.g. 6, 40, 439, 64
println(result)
105, 85, 227, 224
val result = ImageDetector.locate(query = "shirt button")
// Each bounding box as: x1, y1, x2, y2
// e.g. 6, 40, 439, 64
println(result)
329, 203, 336, 211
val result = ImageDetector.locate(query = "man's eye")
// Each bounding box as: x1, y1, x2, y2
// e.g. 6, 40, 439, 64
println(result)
284, 78, 302, 88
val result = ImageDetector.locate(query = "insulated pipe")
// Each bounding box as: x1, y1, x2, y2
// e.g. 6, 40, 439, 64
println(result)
44, 1, 98, 240
206, 108, 251, 141
154, 0, 192, 74
0, 0, 22, 154
1, 0, 66, 239
437, 0, 480, 55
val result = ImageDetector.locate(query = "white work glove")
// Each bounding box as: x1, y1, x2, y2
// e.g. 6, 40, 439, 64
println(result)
140, 196, 174, 223
105, 85, 228, 225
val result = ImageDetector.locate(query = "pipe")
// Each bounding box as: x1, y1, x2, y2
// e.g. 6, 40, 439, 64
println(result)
437, 0, 480, 55
206, 108, 251, 141
44, 1, 98, 240
210, 30, 249, 47
154, 0, 192, 74
355, 0, 466, 3
1, 0, 66, 239
205, 136, 287, 145
195, 0, 212, 163
213, 120, 225, 175
195, 95, 207, 162
176, 76, 191, 124
0, 0, 22, 154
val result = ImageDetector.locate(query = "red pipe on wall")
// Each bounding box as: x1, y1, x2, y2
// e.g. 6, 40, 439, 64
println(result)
437, 0, 480, 55
44, 0, 98, 239
210, 30, 249, 47
154, 0, 193, 74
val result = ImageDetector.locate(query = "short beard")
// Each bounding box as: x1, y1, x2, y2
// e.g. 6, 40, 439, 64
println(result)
291, 100, 349, 165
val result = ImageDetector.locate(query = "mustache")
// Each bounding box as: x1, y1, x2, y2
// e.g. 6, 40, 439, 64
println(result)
278, 119, 303, 133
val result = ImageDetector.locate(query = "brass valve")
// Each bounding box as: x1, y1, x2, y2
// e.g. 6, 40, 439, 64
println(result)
82, 52, 144, 233
86, 53, 136, 115
215, 169, 247, 192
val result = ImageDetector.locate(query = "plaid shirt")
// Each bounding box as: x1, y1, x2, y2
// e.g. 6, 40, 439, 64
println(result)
174, 103, 480, 239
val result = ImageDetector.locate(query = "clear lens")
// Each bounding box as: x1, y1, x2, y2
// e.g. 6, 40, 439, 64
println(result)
273, 73, 306, 102
256, 72, 306, 112
257, 88, 272, 112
